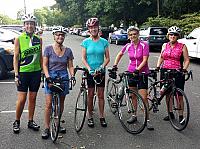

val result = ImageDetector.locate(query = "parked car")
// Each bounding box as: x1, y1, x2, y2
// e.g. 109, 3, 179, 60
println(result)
0, 25, 24, 32
178, 27, 200, 59
139, 27, 168, 50
0, 28, 20, 43
100, 27, 114, 40
0, 41, 14, 79
108, 29, 128, 45
80, 30, 90, 37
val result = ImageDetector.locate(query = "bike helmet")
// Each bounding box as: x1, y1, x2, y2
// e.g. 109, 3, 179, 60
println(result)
127, 26, 139, 33
86, 18, 99, 27
168, 26, 181, 35
52, 26, 67, 35
22, 14, 36, 23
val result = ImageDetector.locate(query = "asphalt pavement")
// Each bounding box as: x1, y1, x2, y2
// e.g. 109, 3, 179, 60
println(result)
0, 31, 200, 149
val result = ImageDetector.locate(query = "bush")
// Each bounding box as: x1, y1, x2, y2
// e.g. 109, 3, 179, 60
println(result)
141, 12, 200, 35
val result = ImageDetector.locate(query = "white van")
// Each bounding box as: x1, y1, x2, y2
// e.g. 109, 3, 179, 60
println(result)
178, 27, 200, 58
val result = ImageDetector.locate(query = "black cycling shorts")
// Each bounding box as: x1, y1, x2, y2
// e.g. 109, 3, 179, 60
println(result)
87, 73, 105, 88
160, 68, 185, 91
128, 74, 148, 89
17, 70, 41, 92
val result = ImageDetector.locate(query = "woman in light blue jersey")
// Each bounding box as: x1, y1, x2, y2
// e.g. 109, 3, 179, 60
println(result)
81, 17, 110, 127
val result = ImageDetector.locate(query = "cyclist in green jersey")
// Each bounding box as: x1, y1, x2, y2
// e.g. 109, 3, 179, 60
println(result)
13, 14, 42, 133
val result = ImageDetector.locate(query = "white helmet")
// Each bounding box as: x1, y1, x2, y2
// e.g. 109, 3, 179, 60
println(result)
168, 26, 181, 35
22, 14, 36, 23
52, 26, 67, 35
127, 26, 139, 33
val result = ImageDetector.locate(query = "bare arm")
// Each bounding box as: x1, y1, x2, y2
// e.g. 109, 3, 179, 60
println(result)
114, 51, 123, 66
182, 45, 190, 70
42, 56, 50, 78
40, 38, 43, 70
13, 38, 20, 77
68, 59, 74, 77
137, 56, 148, 71
102, 47, 110, 67
156, 43, 166, 67
82, 47, 91, 70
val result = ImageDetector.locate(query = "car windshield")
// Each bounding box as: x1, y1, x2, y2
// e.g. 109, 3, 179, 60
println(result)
188, 28, 200, 39
150, 28, 167, 35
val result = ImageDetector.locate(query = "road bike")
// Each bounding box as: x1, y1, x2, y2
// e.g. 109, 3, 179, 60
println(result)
106, 68, 147, 134
43, 75, 72, 142
148, 68, 192, 131
73, 66, 104, 132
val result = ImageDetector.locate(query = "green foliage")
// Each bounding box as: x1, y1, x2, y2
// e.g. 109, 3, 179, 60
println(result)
0, 14, 21, 25
142, 13, 200, 35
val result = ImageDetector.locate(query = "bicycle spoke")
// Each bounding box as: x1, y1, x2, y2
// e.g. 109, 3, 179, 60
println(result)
106, 79, 117, 114
168, 88, 190, 131
74, 89, 87, 132
117, 90, 147, 134
50, 94, 61, 142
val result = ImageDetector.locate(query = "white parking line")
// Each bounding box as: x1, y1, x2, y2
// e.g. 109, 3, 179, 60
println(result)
0, 82, 15, 84
0, 110, 28, 114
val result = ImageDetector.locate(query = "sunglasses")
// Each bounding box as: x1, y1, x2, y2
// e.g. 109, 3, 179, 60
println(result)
169, 33, 179, 36
55, 33, 65, 37
128, 33, 138, 36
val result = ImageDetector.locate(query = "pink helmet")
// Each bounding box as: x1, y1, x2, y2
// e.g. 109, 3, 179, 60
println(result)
86, 18, 99, 27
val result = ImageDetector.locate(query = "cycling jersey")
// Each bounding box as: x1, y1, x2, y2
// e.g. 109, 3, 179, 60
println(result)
161, 42, 184, 69
81, 37, 108, 70
121, 40, 149, 73
18, 32, 41, 72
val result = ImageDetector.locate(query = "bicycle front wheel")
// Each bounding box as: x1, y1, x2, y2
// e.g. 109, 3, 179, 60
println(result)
106, 78, 117, 114
74, 88, 87, 132
117, 89, 147, 134
50, 94, 61, 142
168, 88, 190, 131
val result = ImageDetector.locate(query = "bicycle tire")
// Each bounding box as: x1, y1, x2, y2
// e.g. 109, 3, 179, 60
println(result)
50, 94, 61, 142
168, 88, 190, 131
106, 78, 117, 114
74, 88, 87, 132
117, 89, 147, 134
92, 94, 97, 111
147, 85, 154, 111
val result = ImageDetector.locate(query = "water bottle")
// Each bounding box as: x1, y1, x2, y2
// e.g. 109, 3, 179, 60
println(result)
118, 86, 124, 99
160, 83, 168, 95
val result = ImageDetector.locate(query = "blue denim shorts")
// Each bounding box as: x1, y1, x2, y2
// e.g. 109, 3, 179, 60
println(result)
44, 70, 69, 96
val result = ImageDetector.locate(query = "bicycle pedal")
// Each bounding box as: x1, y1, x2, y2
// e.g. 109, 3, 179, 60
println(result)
153, 108, 159, 113
61, 120, 65, 123
111, 103, 118, 108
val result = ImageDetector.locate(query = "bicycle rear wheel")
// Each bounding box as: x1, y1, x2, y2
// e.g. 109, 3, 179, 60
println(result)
168, 88, 190, 131
117, 89, 147, 134
106, 78, 117, 114
74, 88, 87, 132
50, 94, 61, 142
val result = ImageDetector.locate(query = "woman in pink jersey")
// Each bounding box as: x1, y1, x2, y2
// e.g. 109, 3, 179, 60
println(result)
156, 26, 190, 122
113, 26, 154, 130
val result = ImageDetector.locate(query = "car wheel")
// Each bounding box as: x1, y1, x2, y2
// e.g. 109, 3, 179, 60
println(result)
109, 38, 112, 44
115, 39, 119, 45
0, 59, 7, 79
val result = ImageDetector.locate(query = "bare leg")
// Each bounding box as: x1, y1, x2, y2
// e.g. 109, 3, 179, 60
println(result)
44, 94, 52, 129
87, 88, 95, 118
97, 87, 105, 118
28, 91, 38, 121
16, 92, 27, 120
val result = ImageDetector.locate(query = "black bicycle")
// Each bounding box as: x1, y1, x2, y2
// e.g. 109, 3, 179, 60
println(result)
43, 76, 72, 142
73, 66, 104, 132
106, 68, 147, 134
148, 68, 192, 131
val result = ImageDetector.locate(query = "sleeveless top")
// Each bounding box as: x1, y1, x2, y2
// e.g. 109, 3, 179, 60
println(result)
18, 32, 41, 72
161, 42, 184, 69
